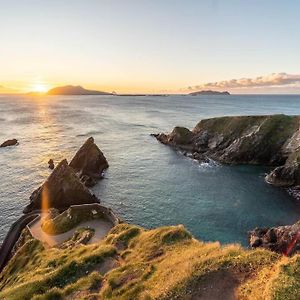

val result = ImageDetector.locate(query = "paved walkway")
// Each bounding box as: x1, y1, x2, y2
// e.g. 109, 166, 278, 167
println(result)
29, 216, 113, 247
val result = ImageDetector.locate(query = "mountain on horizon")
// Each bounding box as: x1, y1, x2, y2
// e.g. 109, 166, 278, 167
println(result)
47, 85, 113, 95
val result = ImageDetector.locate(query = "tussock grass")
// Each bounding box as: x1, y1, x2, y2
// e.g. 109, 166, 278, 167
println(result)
0, 223, 299, 299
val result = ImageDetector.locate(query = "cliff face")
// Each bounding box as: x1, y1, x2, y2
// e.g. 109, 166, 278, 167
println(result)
154, 114, 300, 191
2, 222, 299, 300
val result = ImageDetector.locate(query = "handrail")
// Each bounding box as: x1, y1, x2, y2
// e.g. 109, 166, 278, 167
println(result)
0, 213, 39, 273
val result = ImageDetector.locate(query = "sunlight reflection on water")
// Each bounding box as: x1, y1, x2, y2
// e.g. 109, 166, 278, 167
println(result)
1, 94, 300, 245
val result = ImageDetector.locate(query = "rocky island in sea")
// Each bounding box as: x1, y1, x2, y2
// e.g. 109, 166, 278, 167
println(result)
1, 120, 300, 299
188, 90, 230, 96
47, 85, 113, 95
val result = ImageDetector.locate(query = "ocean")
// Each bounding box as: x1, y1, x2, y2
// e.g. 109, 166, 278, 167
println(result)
1, 94, 300, 245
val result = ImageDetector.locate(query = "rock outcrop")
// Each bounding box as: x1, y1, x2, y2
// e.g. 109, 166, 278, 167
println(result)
153, 115, 300, 197
69, 137, 109, 187
48, 159, 54, 170
0, 139, 18, 147
24, 159, 99, 213
249, 221, 300, 255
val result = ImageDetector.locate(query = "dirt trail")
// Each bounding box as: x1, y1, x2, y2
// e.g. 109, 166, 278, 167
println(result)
190, 270, 242, 300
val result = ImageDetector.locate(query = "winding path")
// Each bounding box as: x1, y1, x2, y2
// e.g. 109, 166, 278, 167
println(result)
28, 216, 113, 247
0, 204, 119, 273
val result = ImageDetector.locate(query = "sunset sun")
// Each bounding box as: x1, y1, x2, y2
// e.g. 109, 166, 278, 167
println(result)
31, 83, 48, 93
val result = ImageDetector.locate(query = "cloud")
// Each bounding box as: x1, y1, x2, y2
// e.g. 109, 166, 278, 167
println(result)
187, 73, 300, 91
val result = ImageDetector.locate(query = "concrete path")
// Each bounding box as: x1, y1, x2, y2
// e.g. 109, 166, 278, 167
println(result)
29, 216, 113, 247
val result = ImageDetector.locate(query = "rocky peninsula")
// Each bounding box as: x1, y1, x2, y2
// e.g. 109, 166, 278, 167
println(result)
153, 114, 300, 195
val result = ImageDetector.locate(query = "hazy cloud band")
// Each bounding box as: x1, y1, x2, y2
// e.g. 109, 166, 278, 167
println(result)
187, 73, 300, 91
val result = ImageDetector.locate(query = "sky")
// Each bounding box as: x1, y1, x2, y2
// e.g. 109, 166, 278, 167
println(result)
1, 0, 300, 94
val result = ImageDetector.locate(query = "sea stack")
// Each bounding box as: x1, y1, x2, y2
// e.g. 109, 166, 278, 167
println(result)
69, 137, 109, 187
24, 159, 99, 213
48, 159, 55, 170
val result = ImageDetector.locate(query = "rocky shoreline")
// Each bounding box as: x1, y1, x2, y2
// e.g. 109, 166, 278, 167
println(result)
249, 221, 300, 255
1, 130, 300, 298
153, 115, 300, 197
153, 114, 300, 254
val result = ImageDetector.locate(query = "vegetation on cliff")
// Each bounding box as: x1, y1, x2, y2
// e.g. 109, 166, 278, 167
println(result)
1, 223, 299, 299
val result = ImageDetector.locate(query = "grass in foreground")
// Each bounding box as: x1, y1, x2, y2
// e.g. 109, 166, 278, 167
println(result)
0, 223, 299, 299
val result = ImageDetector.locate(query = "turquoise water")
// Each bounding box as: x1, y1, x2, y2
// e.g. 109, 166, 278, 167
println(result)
1, 94, 300, 245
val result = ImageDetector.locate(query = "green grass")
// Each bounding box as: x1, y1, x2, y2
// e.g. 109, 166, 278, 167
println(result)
191, 114, 300, 165
1, 223, 300, 299
170, 126, 193, 144
41, 206, 105, 235
194, 115, 298, 144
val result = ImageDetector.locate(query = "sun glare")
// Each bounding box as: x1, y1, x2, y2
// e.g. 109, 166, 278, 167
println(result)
31, 83, 48, 93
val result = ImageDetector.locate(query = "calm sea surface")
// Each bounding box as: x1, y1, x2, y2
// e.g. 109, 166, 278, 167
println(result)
1, 94, 300, 245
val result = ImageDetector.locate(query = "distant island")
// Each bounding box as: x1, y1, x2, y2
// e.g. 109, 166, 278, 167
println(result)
47, 85, 113, 95
189, 90, 230, 96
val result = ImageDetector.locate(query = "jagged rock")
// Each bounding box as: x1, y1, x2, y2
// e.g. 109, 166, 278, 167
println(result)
69, 137, 108, 187
48, 159, 55, 170
287, 185, 300, 201
60, 228, 95, 249
153, 115, 300, 199
192, 152, 210, 163
24, 159, 99, 213
249, 222, 300, 255
0, 139, 18, 148
266, 158, 300, 188
80, 175, 97, 187
249, 236, 262, 248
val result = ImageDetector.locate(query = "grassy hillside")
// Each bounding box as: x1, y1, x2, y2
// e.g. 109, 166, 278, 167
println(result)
0, 223, 299, 300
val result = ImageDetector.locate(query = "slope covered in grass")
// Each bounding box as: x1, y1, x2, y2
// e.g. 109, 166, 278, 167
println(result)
0, 223, 299, 299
